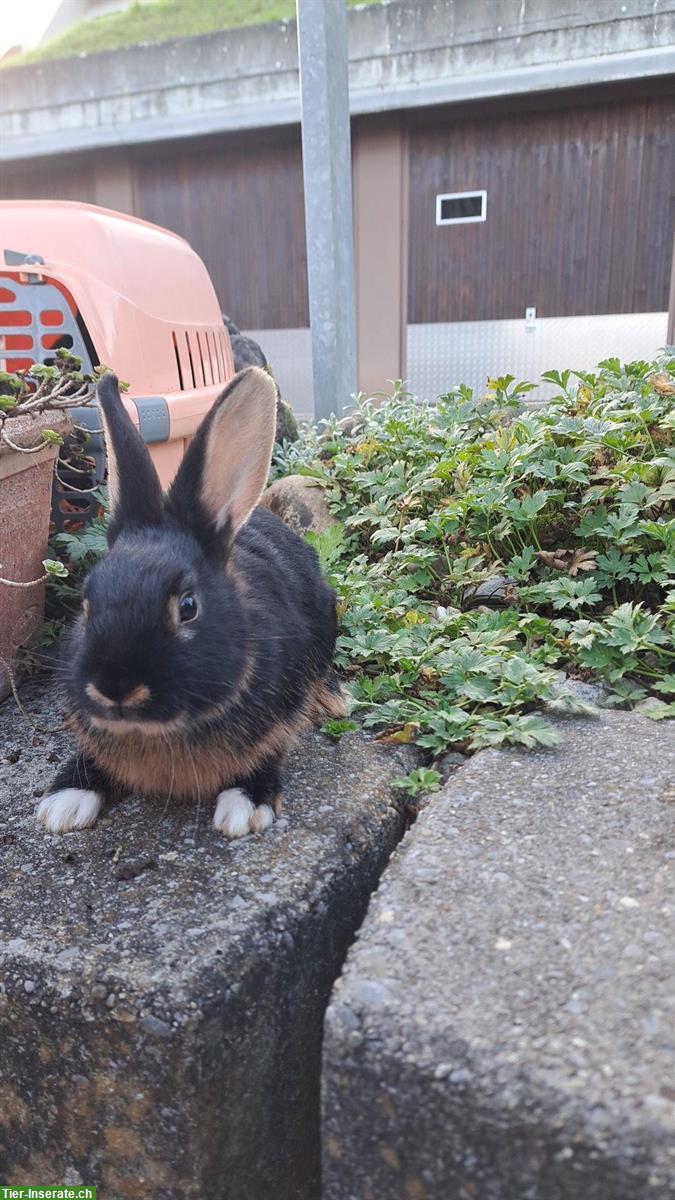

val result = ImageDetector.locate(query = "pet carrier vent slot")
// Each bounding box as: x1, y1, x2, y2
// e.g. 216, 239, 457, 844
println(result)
196, 331, 210, 385
206, 330, 216, 383
184, 331, 197, 388
172, 331, 185, 391
213, 330, 224, 382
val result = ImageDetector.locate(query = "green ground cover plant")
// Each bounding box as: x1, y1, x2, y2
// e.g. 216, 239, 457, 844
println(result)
272, 355, 675, 759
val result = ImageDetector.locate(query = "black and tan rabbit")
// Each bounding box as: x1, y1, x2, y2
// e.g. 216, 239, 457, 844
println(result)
38, 368, 345, 838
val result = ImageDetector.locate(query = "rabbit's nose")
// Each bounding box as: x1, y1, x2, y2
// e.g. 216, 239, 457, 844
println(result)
85, 682, 150, 709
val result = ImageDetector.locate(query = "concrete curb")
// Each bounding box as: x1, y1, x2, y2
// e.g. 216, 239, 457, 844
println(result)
323, 711, 675, 1199
0, 679, 413, 1198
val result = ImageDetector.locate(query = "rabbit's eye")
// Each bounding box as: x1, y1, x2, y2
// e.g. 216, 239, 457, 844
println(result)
179, 593, 198, 623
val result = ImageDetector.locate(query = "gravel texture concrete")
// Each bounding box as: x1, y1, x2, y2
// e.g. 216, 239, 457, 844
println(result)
0, 678, 412, 1199
323, 711, 675, 1200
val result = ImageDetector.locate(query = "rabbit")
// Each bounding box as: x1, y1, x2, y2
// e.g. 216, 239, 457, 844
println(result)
37, 367, 346, 839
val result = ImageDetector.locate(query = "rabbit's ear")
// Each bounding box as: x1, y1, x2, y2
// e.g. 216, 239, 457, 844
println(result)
167, 367, 277, 556
97, 374, 164, 544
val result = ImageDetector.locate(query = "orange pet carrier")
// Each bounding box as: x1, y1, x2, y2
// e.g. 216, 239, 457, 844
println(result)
0, 200, 234, 527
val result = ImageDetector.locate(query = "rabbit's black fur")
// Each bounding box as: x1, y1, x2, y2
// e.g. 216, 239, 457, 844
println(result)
39, 368, 344, 838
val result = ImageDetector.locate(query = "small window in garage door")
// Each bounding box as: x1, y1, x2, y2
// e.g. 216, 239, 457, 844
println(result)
435, 190, 487, 225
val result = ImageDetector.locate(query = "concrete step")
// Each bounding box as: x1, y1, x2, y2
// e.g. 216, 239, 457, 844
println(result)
0, 679, 413, 1199
323, 711, 675, 1200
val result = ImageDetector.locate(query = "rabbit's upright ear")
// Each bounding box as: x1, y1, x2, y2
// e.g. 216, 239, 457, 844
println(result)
97, 374, 164, 545
167, 367, 277, 557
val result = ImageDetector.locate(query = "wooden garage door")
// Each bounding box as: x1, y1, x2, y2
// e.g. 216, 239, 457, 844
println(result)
0, 161, 96, 205
407, 91, 675, 324
134, 130, 308, 330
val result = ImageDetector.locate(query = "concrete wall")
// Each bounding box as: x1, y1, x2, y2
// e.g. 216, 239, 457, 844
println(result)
2, 0, 674, 161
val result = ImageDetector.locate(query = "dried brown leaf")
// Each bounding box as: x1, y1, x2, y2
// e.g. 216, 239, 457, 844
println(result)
649, 373, 675, 397
567, 549, 597, 576
376, 722, 420, 745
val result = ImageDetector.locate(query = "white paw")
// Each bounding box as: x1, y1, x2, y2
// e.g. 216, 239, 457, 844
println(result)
213, 788, 274, 839
37, 788, 103, 833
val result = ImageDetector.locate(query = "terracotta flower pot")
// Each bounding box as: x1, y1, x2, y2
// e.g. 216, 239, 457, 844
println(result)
0, 410, 71, 702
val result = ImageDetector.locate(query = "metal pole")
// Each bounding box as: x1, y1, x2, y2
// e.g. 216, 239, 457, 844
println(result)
296, 0, 356, 421
662, 226, 667, 348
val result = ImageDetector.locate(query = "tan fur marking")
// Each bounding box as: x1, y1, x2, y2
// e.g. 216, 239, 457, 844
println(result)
74, 711, 308, 801
85, 683, 116, 708
89, 713, 187, 737
122, 683, 151, 708
307, 676, 349, 724
166, 594, 180, 631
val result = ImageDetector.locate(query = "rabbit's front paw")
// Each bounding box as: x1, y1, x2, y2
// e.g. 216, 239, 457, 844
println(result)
37, 788, 103, 833
213, 788, 275, 839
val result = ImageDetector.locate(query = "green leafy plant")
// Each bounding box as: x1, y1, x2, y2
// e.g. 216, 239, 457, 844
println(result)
392, 767, 442, 799
46, 492, 109, 618
273, 355, 674, 757
0, 348, 118, 432
320, 718, 358, 741
1, 352, 118, 596
305, 523, 346, 576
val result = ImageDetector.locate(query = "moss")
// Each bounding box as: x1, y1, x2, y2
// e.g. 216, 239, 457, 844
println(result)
6, 0, 383, 68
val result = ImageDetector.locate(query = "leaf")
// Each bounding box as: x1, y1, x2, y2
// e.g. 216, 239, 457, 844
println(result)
42, 558, 68, 578
653, 675, 675, 695
392, 768, 442, 798
41, 428, 64, 446
376, 721, 420, 744
521, 491, 550, 519
305, 523, 345, 571
537, 549, 569, 571
595, 549, 635, 582
508, 545, 537, 580
567, 549, 597, 576
649, 373, 675, 397
536, 548, 597, 576
510, 715, 560, 748
370, 527, 399, 547
635, 698, 675, 721
619, 481, 649, 507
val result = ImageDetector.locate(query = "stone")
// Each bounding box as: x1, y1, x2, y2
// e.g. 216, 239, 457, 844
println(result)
0, 677, 413, 1199
436, 750, 466, 782
462, 574, 519, 607
260, 474, 336, 537
323, 711, 675, 1200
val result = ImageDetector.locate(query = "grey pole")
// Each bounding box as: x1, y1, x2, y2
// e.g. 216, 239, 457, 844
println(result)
296, 0, 356, 422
